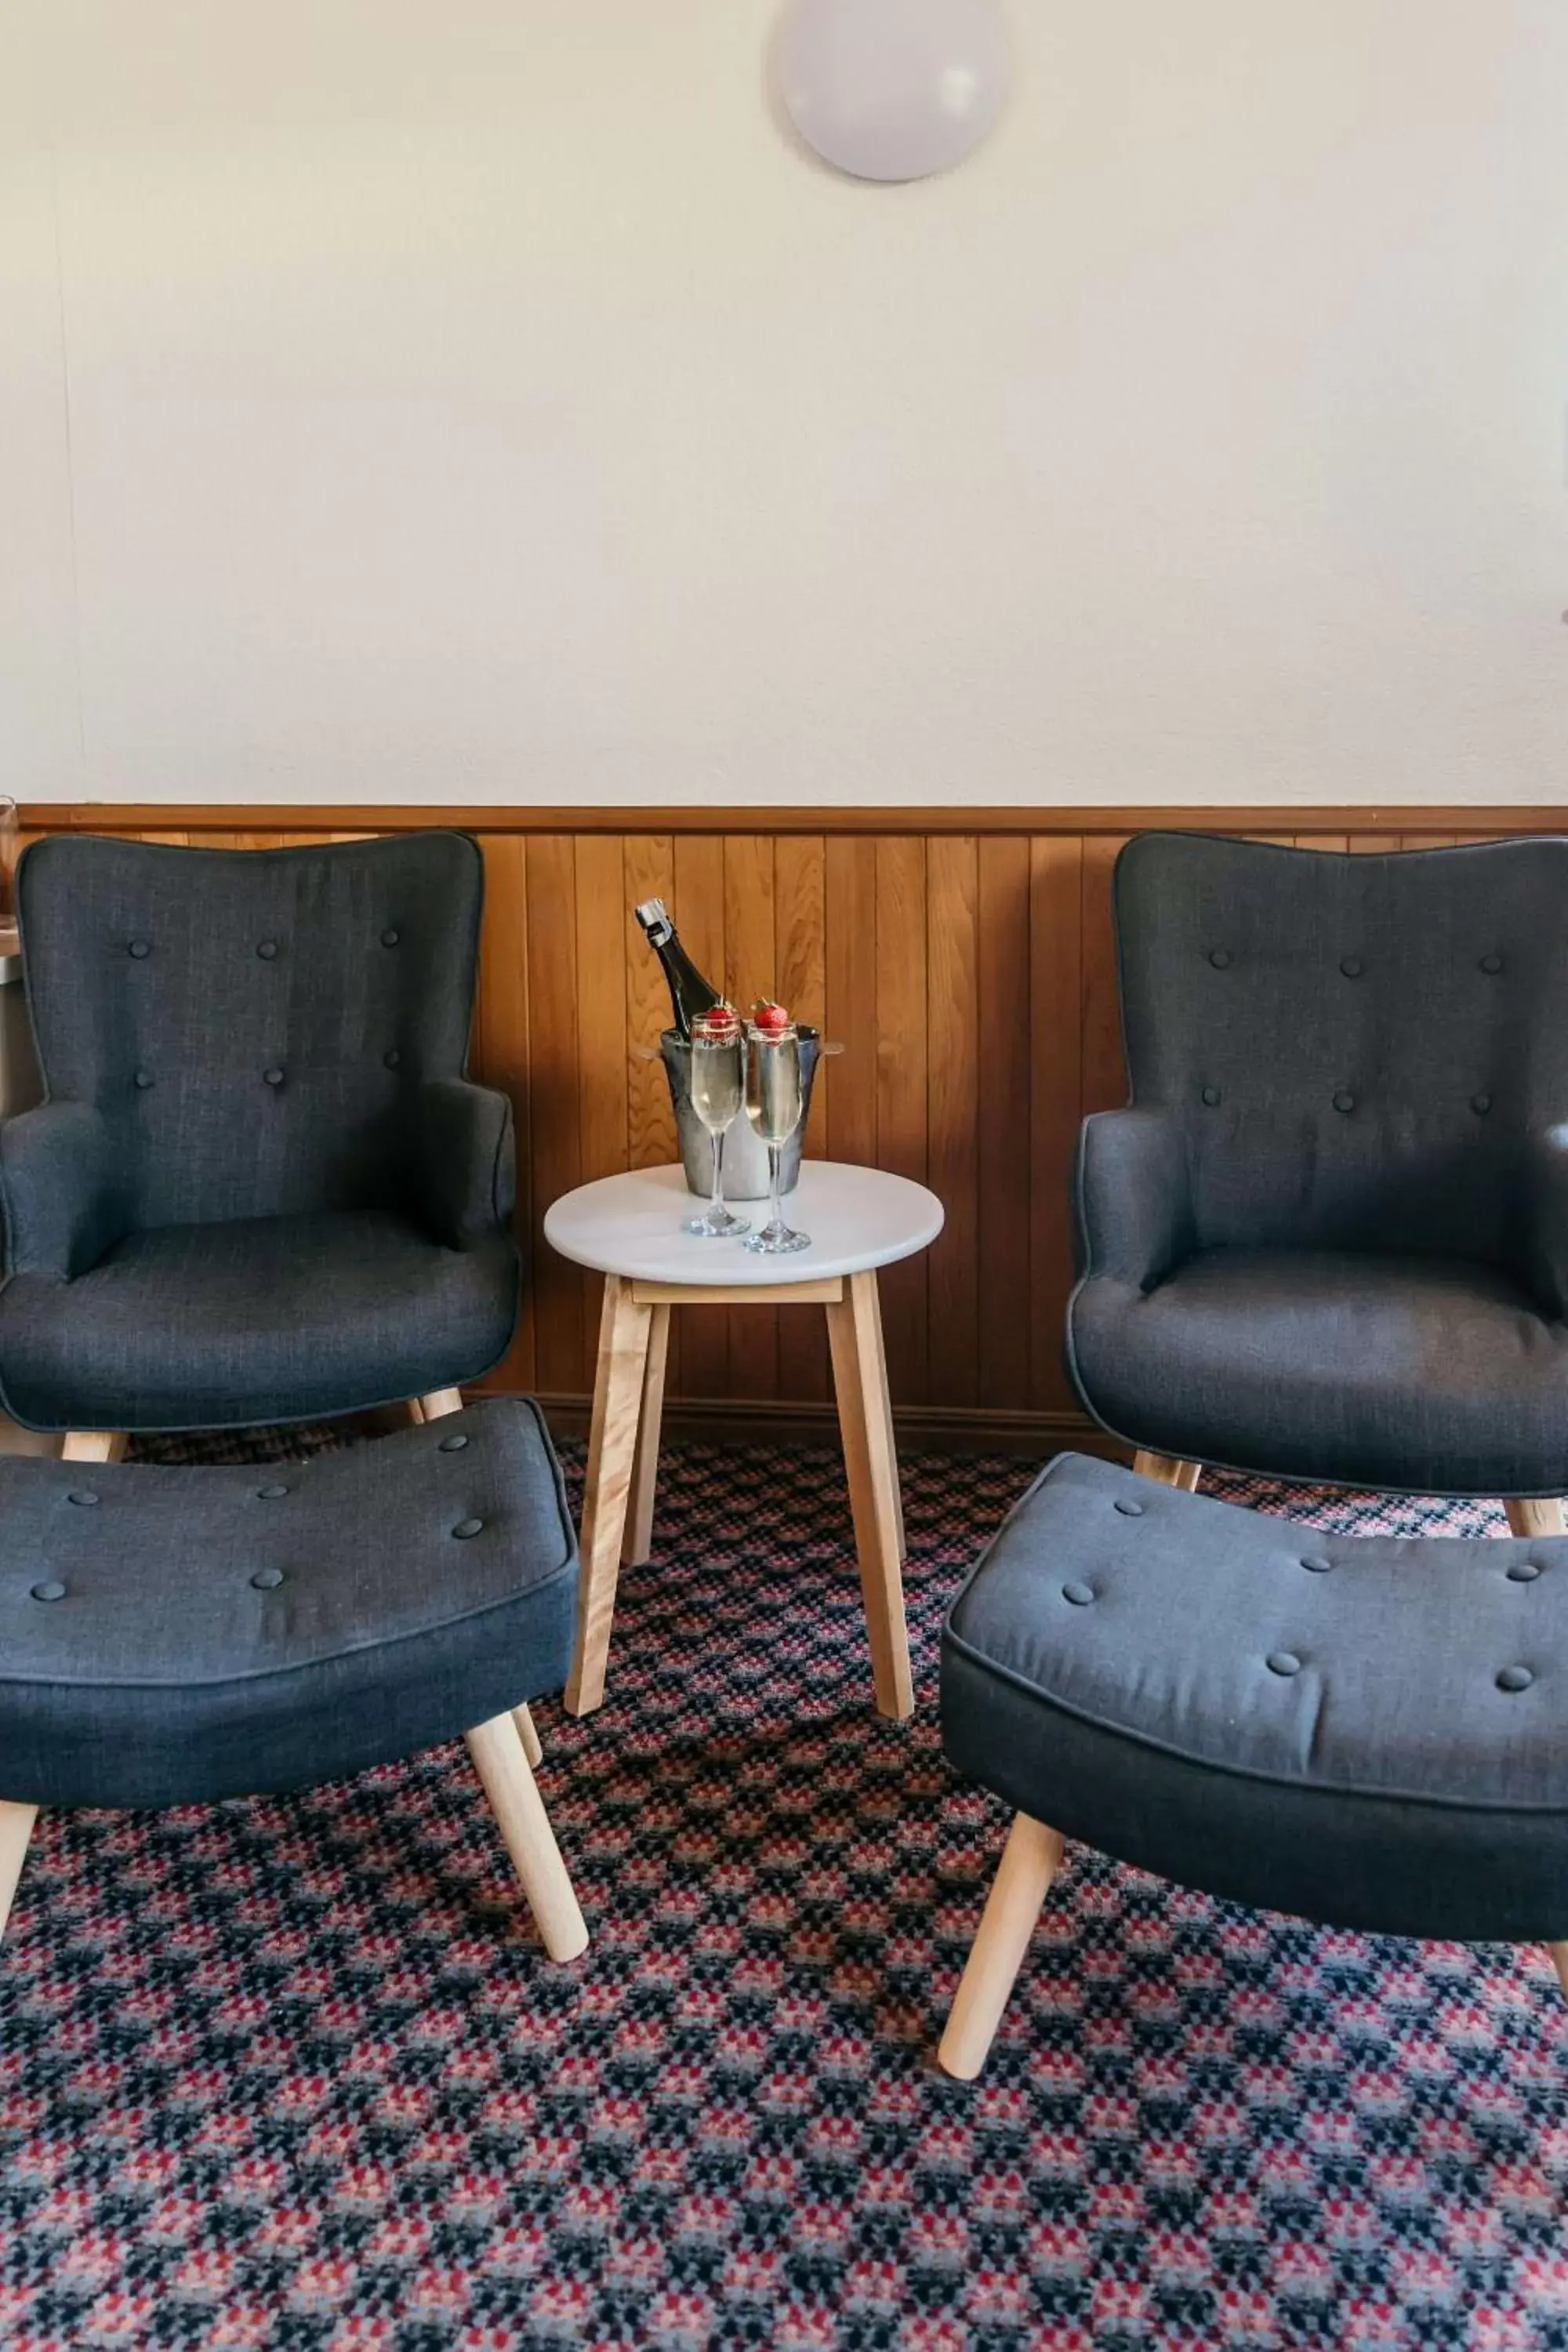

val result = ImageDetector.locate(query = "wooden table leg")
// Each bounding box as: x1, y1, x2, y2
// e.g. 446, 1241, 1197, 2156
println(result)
565, 1276, 653, 1717
826, 1268, 915, 1721
622, 1302, 670, 1567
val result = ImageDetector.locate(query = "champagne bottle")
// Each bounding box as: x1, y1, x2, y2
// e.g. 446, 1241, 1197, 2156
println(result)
634, 898, 722, 1040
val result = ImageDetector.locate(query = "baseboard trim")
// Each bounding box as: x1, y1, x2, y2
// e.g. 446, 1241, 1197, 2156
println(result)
513, 1389, 1124, 1460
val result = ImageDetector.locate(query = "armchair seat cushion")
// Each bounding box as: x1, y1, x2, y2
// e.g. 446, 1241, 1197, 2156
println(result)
0, 1210, 519, 1434
1070, 1247, 1568, 1497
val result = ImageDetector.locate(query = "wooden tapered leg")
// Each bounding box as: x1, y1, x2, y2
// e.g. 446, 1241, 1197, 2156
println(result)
622, 1303, 670, 1568
938, 1813, 1065, 2080
464, 1713, 587, 1962
826, 1269, 915, 1721
512, 1705, 543, 1769
1549, 1944, 1568, 1999
417, 1388, 465, 1421
565, 1276, 654, 1717
869, 1276, 906, 1559
1506, 1499, 1564, 1537
1134, 1451, 1201, 1491
61, 1432, 126, 1464
0, 1802, 38, 1944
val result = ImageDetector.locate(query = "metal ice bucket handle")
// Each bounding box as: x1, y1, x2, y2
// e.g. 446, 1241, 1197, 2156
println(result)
650, 1026, 829, 1200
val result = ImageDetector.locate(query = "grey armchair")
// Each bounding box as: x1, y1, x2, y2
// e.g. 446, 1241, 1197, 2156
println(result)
1067, 832, 1568, 1530
0, 832, 519, 1447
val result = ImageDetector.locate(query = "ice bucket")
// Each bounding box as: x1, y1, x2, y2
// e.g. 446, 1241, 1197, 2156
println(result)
661, 1025, 822, 1200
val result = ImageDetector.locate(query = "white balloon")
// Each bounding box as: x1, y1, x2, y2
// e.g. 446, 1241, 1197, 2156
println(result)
776, 0, 1011, 183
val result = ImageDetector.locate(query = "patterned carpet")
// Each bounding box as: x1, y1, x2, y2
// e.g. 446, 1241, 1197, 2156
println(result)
2, 1429, 1566, 2352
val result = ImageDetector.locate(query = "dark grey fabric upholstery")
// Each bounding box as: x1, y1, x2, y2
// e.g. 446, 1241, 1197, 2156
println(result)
1068, 833, 1568, 1493
0, 833, 519, 1429
942, 1452, 1568, 1940
0, 1399, 575, 1809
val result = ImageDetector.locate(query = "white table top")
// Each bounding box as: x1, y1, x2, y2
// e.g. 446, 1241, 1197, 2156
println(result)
544, 1162, 945, 1287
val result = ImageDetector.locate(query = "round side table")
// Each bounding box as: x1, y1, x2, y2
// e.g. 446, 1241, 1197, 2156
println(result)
544, 1161, 944, 1722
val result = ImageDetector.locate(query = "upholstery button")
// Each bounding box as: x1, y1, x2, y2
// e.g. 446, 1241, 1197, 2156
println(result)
384, 1049, 401, 1069
256, 1483, 289, 1501
1208, 949, 1232, 970
31, 1581, 66, 1602
128, 939, 151, 960
438, 1432, 469, 1452
1507, 1562, 1542, 1583
1497, 1664, 1534, 1693
453, 1516, 485, 1539
1471, 1094, 1491, 1116
263, 1067, 285, 1087
1062, 1581, 1096, 1606
1300, 1553, 1333, 1574
67, 1490, 98, 1508
1333, 1091, 1356, 1114
1114, 1497, 1144, 1518
251, 1567, 285, 1590
1479, 953, 1504, 975
133, 1069, 154, 1090
1200, 1086, 1221, 1108
256, 939, 278, 961
381, 927, 401, 948
1340, 956, 1363, 978
1266, 1651, 1302, 1677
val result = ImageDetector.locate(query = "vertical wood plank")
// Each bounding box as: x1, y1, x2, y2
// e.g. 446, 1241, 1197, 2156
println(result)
824, 837, 878, 1176
525, 836, 583, 1393
976, 838, 1031, 1411
574, 833, 630, 1391
723, 835, 779, 1400
876, 837, 929, 1406
925, 837, 978, 1408
470, 835, 535, 1395
775, 835, 829, 1402
1080, 834, 1129, 1116
670, 835, 728, 1399
1029, 837, 1083, 1412
623, 833, 682, 1395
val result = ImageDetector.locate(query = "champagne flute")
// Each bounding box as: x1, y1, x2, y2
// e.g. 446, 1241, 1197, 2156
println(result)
683, 1011, 750, 1238
742, 1004, 811, 1255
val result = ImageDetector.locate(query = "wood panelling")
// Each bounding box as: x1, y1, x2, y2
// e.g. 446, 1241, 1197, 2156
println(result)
16, 805, 1561, 1441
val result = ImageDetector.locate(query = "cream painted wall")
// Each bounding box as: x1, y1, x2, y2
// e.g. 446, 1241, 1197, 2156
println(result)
2, 1, 1566, 807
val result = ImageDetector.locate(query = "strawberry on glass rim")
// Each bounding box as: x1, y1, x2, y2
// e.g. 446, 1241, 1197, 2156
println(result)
751, 1000, 792, 1036
693, 1003, 739, 1040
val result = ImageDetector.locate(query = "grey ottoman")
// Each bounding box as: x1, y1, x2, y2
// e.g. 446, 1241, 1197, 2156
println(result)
0, 1398, 588, 1962
938, 1452, 1568, 2076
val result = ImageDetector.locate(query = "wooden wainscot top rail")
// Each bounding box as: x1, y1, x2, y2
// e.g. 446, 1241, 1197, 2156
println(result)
17, 803, 1568, 840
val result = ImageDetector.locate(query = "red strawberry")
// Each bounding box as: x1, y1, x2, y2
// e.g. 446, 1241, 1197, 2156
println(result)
752, 1000, 790, 1034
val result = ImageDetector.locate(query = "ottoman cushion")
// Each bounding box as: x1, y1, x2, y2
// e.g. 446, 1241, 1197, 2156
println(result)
942, 1454, 1568, 1941
0, 1398, 576, 1809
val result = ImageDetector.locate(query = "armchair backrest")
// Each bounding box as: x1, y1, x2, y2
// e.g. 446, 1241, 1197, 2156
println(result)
1114, 832, 1568, 1263
16, 832, 485, 1231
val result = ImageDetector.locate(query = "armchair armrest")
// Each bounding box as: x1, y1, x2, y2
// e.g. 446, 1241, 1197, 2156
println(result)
0, 1102, 129, 1280
412, 1078, 516, 1251
1073, 1106, 1195, 1291
1521, 1129, 1568, 1321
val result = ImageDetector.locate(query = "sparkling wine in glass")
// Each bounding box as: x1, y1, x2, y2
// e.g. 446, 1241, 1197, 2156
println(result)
742, 1004, 811, 1255
683, 1011, 750, 1239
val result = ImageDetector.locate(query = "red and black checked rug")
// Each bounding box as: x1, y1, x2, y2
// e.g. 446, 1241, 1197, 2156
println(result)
2, 1431, 1566, 2351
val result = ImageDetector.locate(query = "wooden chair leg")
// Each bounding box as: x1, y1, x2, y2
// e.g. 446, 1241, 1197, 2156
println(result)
565, 1276, 653, 1718
1549, 1943, 1568, 2000
1133, 1451, 1201, 1491
938, 1812, 1065, 2081
512, 1704, 543, 1769
0, 1802, 38, 1944
1505, 1499, 1564, 1537
622, 1303, 670, 1567
61, 1431, 127, 1464
464, 1713, 587, 1962
416, 1388, 464, 1422
826, 1269, 915, 1721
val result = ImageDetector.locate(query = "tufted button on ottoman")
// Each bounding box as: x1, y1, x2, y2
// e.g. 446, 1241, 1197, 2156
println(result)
936, 1452, 1568, 2077
0, 1400, 588, 1962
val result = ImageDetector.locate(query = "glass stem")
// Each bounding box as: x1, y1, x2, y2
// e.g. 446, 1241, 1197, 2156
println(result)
710, 1129, 724, 1222
768, 1142, 782, 1236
